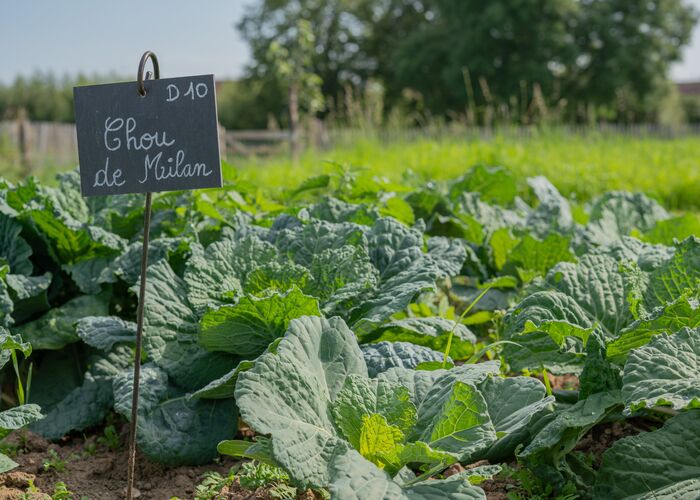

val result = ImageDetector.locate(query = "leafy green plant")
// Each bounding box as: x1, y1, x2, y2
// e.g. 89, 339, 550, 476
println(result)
239, 461, 291, 490
43, 449, 67, 473
220, 316, 550, 496
96, 425, 120, 451
51, 482, 72, 500
194, 469, 236, 500
3, 163, 700, 498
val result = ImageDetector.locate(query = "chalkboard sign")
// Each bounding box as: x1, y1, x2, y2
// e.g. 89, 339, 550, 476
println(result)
74, 74, 222, 196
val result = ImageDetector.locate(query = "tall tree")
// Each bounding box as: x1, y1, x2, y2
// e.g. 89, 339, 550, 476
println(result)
566, 0, 698, 121
236, 0, 697, 124
390, 0, 697, 121
238, 0, 368, 108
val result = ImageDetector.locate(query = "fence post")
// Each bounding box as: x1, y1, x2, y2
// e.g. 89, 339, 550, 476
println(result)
17, 108, 33, 176
217, 122, 227, 160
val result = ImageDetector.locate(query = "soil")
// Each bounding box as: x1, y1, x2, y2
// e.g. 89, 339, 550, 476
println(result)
0, 425, 236, 499
0, 414, 657, 499
543, 373, 580, 391
0, 421, 328, 500
573, 417, 654, 467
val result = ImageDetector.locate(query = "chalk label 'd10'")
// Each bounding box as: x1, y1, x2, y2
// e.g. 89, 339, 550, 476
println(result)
74, 74, 222, 197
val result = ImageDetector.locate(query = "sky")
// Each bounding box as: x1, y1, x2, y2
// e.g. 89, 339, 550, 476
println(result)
0, 0, 252, 83
2, 0, 700, 84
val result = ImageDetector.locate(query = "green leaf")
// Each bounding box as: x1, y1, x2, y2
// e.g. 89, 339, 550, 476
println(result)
506, 253, 641, 338
518, 391, 623, 490
449, 165, 516, 206
488, 228, 519, 272
30, 346, 132, 440
234, 316, 367, 488
594, 410, 700, 499
329, 449, 485, 499
643, 213, 700, 245
189, 359, 255, 400
415, 381, 496, 461
310, 245, 378, 312
14, 293, 109, 350
0, 404, 44, 440
244, 261, 310, 295
503, 252, 644, 371
0, 268, 14, 328
358, 414, 404, 472
75, 316, 136, 351
644, 237, 700, 311
380, 197, 415, 226
607, 293, 700, 362
507, 233, 575, 281
361, 342, 449, 378
426, 237, 466, 278
622, 327, 700, 413
143, 260, 237, 391
433, 212, 485, 244
585, 191, 669, 246
4, 273, 52, 324
308, 197, 379, 225
379, 362, 501, 410
351, 218, 442, 331
112, 363, 238, 466
332, 374, 417, 449
397, 441, 457, 471
0, 453, 18, 474
112, 363, 169, 417
217, 437, 275, 464
525, 176, 574, 237
504, 330, 585, 375
478, 375, 554, 461
288, 174, 330, 198
274, 219, 365, 268
105, 237, 188, 286
140, 396, 238, 466
200, 287, 320, 357
183, 237, 278, 314
377, 368, 448, 408
579, 330, 622, 399
0, 328, 32, 369
0, 213, 32, 275
363, 317, 476, 361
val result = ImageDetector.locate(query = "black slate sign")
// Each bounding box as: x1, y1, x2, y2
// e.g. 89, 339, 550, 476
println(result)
74, 74, 222, 196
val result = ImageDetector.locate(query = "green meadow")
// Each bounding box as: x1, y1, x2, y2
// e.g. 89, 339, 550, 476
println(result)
230, 131, 700, 211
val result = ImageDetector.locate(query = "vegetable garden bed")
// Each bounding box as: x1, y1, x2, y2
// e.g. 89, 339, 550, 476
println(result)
1, 164, 699, 499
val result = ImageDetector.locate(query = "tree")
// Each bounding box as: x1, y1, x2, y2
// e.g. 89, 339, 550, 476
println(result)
265, 19, 325, 157
390, 0, 697, 122
236, 0, 698, 125
565, 0, 698, 121
238, 0, 368, 111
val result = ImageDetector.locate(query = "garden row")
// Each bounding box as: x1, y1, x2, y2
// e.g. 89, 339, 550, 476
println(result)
0, 165, 699, 498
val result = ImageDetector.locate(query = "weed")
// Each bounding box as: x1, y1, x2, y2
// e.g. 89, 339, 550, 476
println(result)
42, 449, 67, 473
194, 469, 236, 500
51, 482, 72, 500
238, 461, 290, 490
96, 425, 120, 451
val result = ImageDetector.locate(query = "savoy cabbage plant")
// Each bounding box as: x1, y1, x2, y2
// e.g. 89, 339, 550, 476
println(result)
220, 315, 552, 497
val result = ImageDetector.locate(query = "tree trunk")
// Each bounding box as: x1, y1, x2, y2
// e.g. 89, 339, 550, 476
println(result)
289, 82, 301, 161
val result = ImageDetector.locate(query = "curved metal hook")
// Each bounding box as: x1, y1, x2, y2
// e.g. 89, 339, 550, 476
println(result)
137, 51, 160, 96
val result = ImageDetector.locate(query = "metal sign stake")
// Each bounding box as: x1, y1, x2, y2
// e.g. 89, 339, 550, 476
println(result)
126, 50, 159, 500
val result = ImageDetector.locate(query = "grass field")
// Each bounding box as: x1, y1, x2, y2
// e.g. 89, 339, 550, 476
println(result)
229, 130, 700, 211
4, 129, 700, 211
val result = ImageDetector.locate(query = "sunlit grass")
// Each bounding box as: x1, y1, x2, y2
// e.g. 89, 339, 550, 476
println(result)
228, 131, 700, 211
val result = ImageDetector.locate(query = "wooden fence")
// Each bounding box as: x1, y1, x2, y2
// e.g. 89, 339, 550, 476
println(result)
0, 120, 298, 172
3, 120, 700, 173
